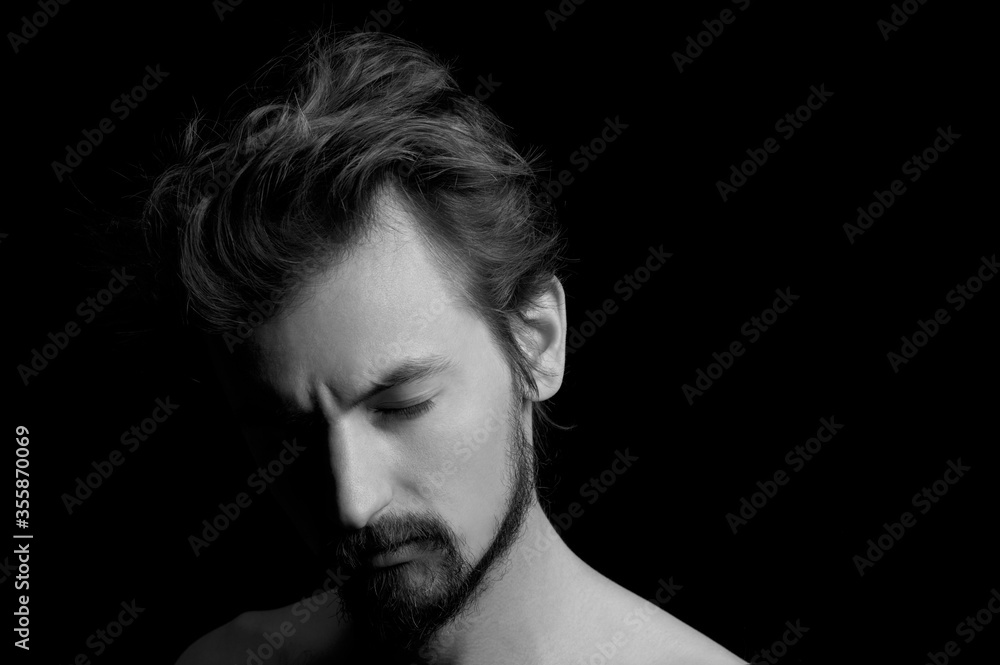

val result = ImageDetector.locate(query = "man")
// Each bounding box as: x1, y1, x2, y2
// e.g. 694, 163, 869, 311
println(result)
157, 31, 744, 664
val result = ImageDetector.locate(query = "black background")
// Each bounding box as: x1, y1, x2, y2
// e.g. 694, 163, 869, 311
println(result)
5, 0, 996, 663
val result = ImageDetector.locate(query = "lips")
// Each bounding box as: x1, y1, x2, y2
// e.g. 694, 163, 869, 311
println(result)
370, 538, 427, 569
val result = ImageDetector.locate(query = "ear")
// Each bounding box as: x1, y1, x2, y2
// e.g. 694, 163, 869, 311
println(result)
515, 276, 567, 402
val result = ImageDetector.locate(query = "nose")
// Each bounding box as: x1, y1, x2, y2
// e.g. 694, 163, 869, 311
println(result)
326, 419, 393, 531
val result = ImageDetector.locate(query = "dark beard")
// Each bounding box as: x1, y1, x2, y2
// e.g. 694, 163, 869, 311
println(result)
329, 402, 537, 657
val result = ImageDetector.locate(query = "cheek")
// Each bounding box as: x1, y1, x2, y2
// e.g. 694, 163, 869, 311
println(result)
399, 392, 511, 551
449, 408, 512, 551
399, 313, 516, 550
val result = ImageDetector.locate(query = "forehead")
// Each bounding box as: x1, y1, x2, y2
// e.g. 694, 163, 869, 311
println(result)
249, 199, 467, 403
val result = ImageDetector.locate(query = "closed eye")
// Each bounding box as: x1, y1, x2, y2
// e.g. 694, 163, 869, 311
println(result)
373, 399, 435, 420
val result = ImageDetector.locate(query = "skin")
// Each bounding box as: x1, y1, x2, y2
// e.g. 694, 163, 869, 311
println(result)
178, 195, 747, 664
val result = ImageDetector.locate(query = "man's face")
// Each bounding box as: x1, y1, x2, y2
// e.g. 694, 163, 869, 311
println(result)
238, 198, 536, 650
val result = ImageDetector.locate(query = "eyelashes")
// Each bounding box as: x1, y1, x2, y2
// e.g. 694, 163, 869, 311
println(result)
248, 398, 438, 437
374, 399, 436, 420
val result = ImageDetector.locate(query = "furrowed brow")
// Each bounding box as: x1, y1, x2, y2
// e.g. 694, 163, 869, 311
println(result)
352, 354, 454, 407
239, 354, 454, 421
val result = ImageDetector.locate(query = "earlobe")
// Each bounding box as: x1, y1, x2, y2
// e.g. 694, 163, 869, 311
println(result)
518, 276, 567, 402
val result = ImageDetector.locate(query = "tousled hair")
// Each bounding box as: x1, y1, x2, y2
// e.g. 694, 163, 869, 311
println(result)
141, 31, 567, 430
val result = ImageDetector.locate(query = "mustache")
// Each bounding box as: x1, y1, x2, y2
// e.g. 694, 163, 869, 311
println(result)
332, 512, 455, 570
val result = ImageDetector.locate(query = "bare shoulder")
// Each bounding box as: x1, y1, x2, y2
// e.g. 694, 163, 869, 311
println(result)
173, 612, 261, 665
572, 564, 746, 664
174, 594, 344, 665
621, 600, 747, 664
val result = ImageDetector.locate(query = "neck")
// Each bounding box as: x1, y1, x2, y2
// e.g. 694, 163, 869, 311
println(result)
415, 499, 589, 664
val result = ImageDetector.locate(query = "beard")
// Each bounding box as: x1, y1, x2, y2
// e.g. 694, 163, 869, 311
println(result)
328, 400, 537, 657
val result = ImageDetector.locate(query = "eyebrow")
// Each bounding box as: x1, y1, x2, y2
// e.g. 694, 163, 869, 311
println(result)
351, 354, 455, 407
244, 354, 455, 424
